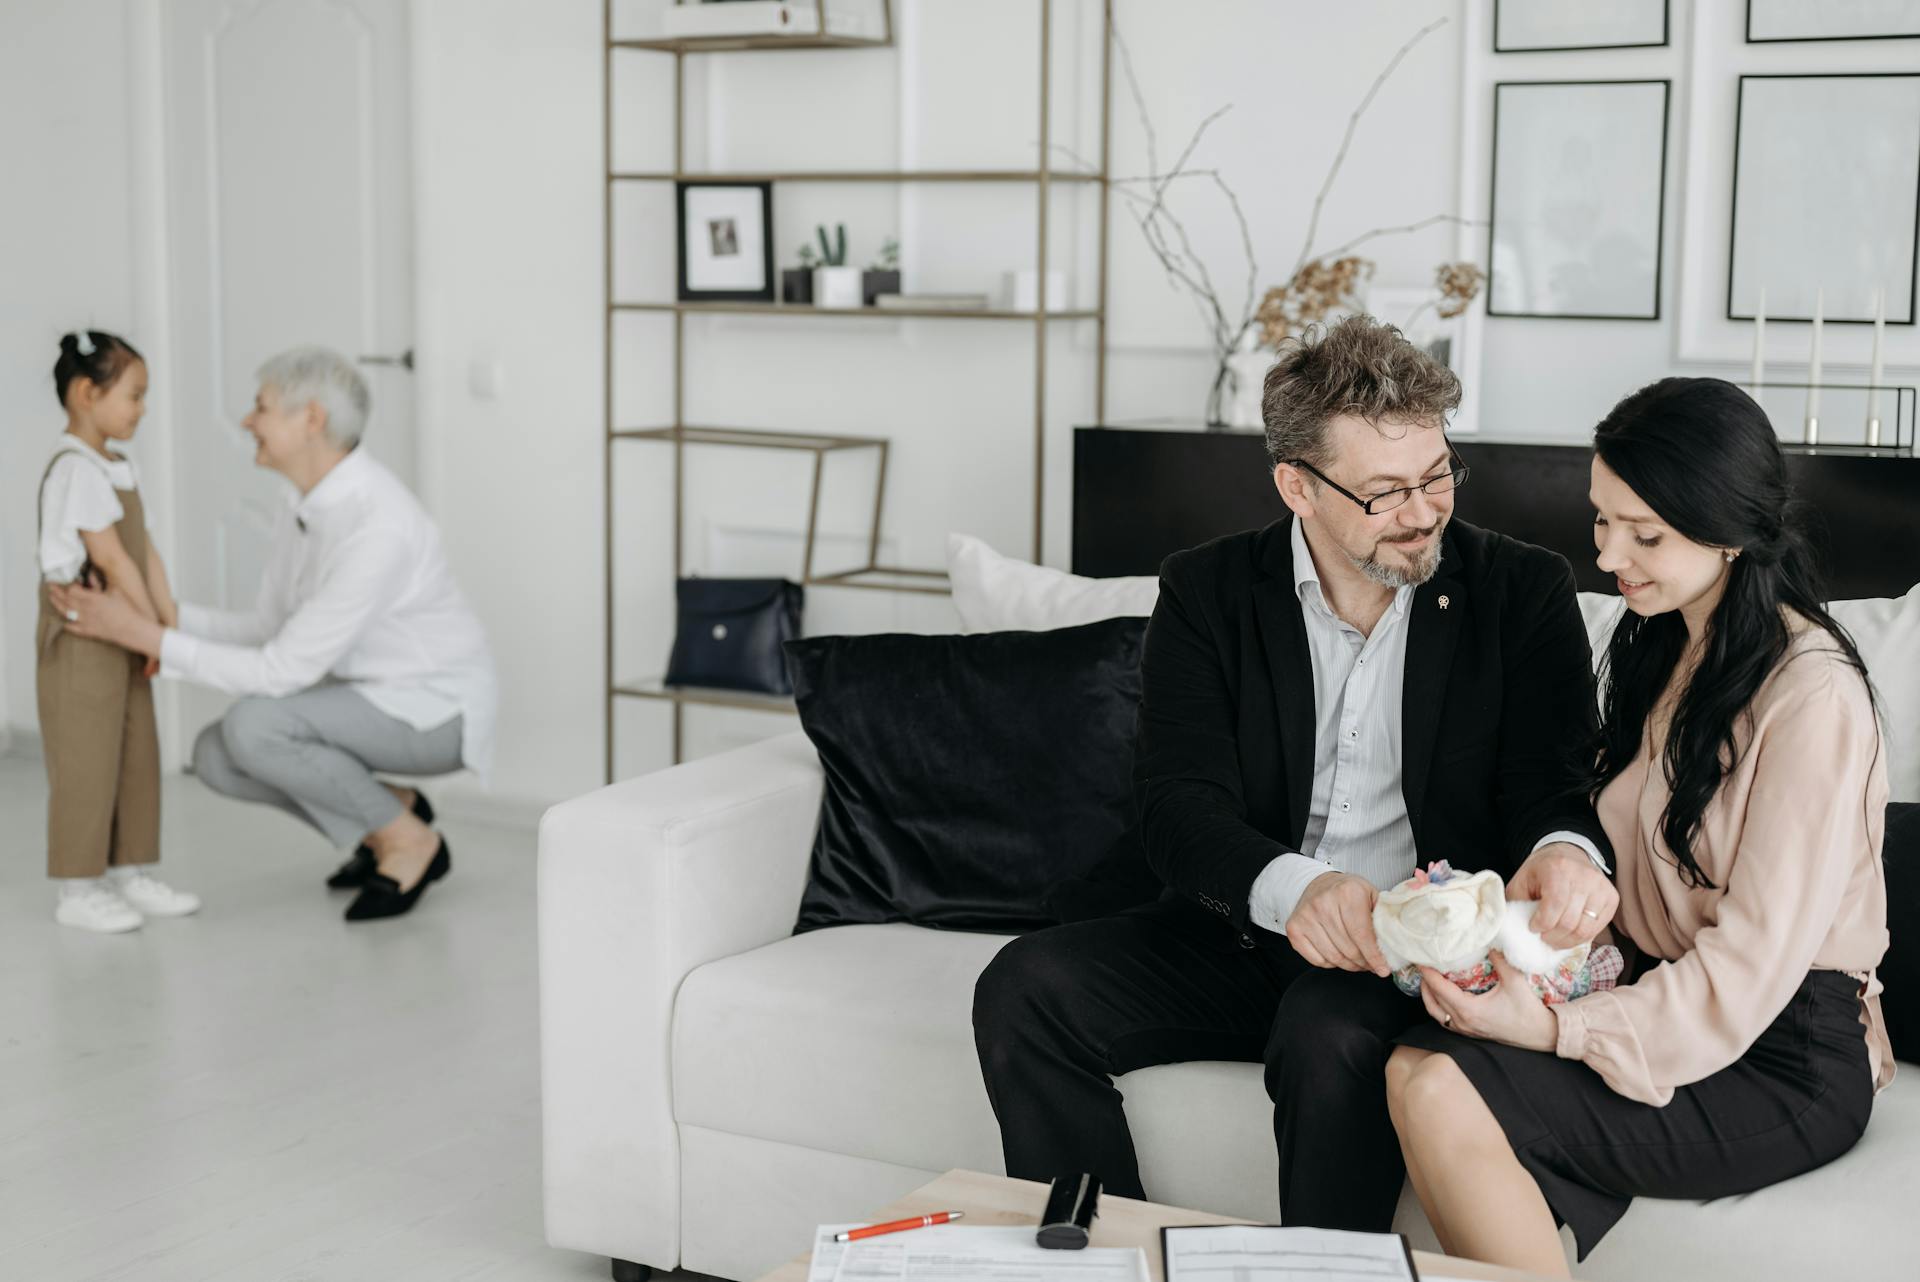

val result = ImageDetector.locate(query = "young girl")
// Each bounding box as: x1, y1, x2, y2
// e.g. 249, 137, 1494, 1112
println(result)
39, 329, 199, 932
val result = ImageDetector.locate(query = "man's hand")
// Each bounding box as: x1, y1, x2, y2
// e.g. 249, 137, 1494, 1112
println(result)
1285, 872, 1390, 976
1509, 841, 1618, 948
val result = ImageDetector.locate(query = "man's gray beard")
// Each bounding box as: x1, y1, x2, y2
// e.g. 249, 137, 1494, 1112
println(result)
1352, 536, 1441, 588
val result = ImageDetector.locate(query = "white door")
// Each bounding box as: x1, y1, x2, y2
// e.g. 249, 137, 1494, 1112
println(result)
161, 0, 415, 745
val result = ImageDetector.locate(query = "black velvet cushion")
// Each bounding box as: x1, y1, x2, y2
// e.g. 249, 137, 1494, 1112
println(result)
1882, 802, 1920, 1063
788, 618, 1146, 934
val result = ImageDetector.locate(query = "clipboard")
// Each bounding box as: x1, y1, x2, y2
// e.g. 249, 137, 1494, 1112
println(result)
1161, 1223, 1420, 1282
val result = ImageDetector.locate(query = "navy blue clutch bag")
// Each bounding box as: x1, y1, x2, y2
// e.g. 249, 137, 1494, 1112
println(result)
665, 577, 805, 695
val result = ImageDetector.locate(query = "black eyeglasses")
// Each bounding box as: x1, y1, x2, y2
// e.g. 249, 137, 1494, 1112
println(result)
1285, 454, 1470, 516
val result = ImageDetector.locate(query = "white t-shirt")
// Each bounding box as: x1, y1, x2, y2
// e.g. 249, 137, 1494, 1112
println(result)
37, 435, 136, 584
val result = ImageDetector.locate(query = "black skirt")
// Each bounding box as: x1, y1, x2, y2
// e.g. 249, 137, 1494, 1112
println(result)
1394, 970, 1875, 1260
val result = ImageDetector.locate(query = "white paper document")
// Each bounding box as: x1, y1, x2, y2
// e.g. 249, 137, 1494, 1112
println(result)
807, 1225, 866, 1282
1163, 1225, 1418, 1282
828, 1225, 1148, 1282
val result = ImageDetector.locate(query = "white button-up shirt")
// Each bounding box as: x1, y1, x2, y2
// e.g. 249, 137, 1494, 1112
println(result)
160, 450, 497, 777
1249, 519, 1600, 935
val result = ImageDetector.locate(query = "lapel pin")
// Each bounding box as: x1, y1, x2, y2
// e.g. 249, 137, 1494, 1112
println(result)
1438, 595, 1450, 610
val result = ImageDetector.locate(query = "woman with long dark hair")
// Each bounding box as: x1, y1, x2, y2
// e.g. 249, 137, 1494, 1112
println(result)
1381, 378, 1893, 1276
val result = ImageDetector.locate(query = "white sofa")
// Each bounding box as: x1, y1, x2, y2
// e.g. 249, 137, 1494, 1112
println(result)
538, 726, 1919, 1282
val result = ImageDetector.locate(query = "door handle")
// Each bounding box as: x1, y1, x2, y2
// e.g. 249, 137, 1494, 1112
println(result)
358, 348, 414, 371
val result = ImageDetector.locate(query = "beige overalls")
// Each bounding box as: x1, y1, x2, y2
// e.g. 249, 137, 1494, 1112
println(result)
36, 450, 161, 879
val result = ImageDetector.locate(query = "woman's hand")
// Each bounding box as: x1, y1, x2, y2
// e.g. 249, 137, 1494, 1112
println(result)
1417, 951, 1559, 1053
47, 581, 167, 661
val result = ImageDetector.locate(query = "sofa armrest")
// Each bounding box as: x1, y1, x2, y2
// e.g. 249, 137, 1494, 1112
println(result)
538, 730, 824, 1270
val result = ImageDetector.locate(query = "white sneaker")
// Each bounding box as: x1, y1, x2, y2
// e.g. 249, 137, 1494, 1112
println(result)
112, 869, 202, 918
55, 883, 144, 934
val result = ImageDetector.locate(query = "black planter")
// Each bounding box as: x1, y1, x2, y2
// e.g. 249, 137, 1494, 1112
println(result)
781, 269, 813, 305
861, 269, 901, 307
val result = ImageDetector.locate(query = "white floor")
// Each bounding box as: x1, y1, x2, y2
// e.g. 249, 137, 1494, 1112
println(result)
0, 752, 712, 1282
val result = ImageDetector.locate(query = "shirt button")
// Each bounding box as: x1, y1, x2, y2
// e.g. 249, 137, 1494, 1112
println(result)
1341, 802, 1351, 811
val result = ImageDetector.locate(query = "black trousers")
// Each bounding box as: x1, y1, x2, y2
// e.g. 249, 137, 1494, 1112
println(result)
972, 896, 1428, 1230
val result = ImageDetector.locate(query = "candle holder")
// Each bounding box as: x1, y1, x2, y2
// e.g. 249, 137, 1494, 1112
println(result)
1746, 383, 1916, 456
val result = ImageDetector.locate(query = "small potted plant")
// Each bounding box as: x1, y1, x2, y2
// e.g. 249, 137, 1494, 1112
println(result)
862, 237, 901, 306
809, 223, 862, 309
782, 244, 817, 304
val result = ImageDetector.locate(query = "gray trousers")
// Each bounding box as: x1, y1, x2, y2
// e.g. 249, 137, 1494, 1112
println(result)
191, 685, 465, 849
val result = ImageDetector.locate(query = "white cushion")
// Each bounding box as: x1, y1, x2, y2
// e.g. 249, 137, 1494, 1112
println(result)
673, 924, 1016, 1175
1831, 585, 1920, 803
1576, 1078, 1920, 1282
946, 532, 1159, 633
1577, 590, 1628, 662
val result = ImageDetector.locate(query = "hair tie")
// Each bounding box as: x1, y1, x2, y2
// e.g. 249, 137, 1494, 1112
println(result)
73, 330, 96, 357
1745, 534, 1789, 566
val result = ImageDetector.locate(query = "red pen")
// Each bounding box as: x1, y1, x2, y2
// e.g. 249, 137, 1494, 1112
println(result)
834, 1212, 965, 1243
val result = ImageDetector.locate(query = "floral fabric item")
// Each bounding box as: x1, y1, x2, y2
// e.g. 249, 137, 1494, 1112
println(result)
1373, 860, 1623, 1005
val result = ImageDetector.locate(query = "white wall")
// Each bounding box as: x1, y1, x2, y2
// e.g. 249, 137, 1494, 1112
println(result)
1461, 0, 1920, 438
13, 0, 1916, 807
1102, 0, 1466, 422
0, 1, 141, 752
411, 0, 607, 810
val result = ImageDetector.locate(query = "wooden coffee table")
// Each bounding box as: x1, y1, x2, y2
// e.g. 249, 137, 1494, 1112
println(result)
754, 1169, 1574, 1282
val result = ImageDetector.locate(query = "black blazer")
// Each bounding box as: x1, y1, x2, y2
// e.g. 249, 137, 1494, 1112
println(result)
1134, 516, 1610, 942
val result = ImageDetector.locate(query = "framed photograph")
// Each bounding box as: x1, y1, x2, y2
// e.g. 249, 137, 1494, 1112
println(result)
676, 181, 774, 302
1487, 80, 1670, 320
1747, 0, 1920, 43
1368, 285, 1479, 434
1494, 0, 1668, 52
1728, 74, 1920, 324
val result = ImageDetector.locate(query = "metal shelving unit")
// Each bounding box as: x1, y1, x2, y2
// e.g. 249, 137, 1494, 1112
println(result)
611, 301, 1102, 321
611, 170, 1105, 183
604, 0, 1113, 775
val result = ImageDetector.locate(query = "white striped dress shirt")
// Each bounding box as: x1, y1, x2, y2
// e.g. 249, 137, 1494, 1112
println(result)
1249, 519, 1601, 936
1250, 519, 1419, 930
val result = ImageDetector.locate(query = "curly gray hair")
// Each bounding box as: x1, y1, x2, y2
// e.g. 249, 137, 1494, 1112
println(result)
1260, 314, 1460, 471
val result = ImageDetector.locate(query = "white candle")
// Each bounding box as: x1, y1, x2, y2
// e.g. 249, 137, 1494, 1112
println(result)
1868, 287, 1886, 445
1806, 287, 1824, 434
1751, 286, 1766, 392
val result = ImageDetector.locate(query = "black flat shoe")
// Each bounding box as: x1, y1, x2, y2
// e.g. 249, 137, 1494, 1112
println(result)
326, 789, 437, 889
344, 839, 451, 921
326, 846, 378, 890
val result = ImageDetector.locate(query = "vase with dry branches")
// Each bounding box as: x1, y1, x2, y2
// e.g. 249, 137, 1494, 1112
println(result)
1088, 17, 1486, 429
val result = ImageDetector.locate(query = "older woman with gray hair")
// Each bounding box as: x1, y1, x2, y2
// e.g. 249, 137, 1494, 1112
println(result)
51, 346, 497, 922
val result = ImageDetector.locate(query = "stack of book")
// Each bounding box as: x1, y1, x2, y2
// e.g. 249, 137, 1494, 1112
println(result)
873, 293, 992, 312
659, 0, 888, 40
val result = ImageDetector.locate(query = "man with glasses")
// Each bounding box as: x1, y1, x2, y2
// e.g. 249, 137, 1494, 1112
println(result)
974, 315, 1615, 1233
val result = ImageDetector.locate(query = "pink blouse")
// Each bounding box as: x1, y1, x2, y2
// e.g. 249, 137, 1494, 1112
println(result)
1553, 627, 1895, 1106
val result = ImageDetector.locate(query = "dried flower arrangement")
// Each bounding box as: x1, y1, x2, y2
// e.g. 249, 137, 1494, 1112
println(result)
1433, 261, 1486, 319
1079, 17, 1486, 426
1254, 256, 1375, 350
